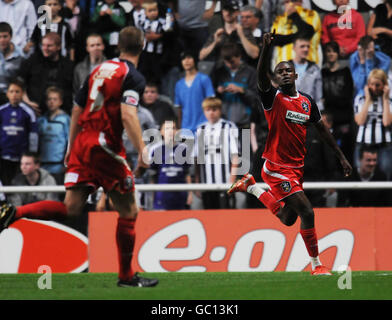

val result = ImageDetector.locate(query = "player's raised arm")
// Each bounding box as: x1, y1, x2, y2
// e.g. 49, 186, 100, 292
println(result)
257, 30, 275, 92
313, 119, 352, 177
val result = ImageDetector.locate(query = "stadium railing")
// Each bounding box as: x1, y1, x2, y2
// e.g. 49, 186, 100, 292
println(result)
1, 181, 392, 194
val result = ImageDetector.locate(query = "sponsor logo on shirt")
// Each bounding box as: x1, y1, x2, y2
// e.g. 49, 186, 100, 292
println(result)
285, 110, 309, 125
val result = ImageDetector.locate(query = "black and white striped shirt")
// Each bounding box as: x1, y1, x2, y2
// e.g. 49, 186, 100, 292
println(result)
354, 94, 392, 144
194, 119, 239, 184
129, 8, 146, 29
140, 18, 166, 54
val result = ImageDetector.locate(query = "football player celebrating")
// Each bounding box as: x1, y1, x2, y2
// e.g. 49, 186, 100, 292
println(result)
0, 27, 158, 287
228, 31, 352, 275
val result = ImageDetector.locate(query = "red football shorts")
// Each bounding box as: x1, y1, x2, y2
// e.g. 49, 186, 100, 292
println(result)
261, 160, 304, 202
64, 131, 134, 193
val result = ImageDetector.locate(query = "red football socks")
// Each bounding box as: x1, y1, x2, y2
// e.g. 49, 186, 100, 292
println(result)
15, 200, 68, 220
116, 217, 136, 281
300, 227, 319, 258
258, 191, 281, 215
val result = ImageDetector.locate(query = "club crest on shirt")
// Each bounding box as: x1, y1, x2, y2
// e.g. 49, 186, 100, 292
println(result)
302, 101, 309, 113
124, 175, 134, 191
281, 181, 292, 193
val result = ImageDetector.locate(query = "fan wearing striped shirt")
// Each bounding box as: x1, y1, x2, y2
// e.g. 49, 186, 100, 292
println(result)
137, 0, 169, 85
194, 97, 240, 209
354, 68, 392, 180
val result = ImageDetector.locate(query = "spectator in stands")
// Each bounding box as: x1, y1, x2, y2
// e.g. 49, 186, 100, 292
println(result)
194, 97, 239, 209
9, 152, 58, 206
0, 22, 24, 105
141, 82, 177, 127
18, 32, 74, 115
137, 0, 169, 84
148, 119, 193, 210
174, 51, 215, 133
177, 0, 217, 64
91, 0, 127, 58
304, 111, 340, 207
354, 68, 392, 180
338, 145, 391, 207
240, 5, 263, 68
199, 0, 260, 68
37, 86, 70, 184
367, 0, 392, 58
0, 0, 37, 54
73, 33, 106, 95
0, 79, 38, 185
291, 36, 323, 110
126, 0, 145, 29
321, 0, 365, 59
322, 41, 355, 164
350, 35, 391, 96
212, 42, 258, 130
62, 0, 89, 63
270, 0, 320, 68
261, 0, 280, 33
28, 0, 75, 60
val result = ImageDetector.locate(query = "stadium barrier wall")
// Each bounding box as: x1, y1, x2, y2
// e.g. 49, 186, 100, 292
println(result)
1, 207, 391, 273
88, 208, 392, 273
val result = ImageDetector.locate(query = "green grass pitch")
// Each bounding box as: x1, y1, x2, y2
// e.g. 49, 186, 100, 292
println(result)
0, 272, 391, 300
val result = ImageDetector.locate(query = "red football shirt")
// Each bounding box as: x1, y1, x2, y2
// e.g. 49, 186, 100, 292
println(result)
259, 86, 321, 168
74, 58, 145, 154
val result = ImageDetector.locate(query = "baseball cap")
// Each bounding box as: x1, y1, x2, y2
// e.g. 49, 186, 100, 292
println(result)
222, 0, 240, 11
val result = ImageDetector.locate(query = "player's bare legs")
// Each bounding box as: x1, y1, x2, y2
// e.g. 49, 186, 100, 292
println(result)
229, 173, 331, 275
108, 188, 159, 287
63, 187, 91, 217
1, 187, 90, 231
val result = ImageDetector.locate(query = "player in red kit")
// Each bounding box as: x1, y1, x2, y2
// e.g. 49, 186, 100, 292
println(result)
0, 27, 158, 287
228, 31, 352, 275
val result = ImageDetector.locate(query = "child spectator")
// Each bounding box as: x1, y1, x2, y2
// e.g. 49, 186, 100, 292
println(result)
91, 0, 127, 58
0, 22, 24, 105
28, 0, 75, 59
148, 119, 193, 210
0, 79, 38, 185
194, 97, 239, 209
37, 86, 70, 184
137, 0, 168, 84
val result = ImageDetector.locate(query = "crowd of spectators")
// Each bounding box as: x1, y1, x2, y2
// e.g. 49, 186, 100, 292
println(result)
1, 0, 392, 210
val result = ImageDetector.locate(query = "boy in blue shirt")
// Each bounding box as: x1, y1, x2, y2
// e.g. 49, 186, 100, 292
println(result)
0, 78, 38, 185
149, 119, 193, 210
37, 86, 70, 184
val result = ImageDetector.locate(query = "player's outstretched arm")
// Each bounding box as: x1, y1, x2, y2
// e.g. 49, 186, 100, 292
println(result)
257, 30, 275, 92
313, 120, 352, 177
121, 104, 149, 177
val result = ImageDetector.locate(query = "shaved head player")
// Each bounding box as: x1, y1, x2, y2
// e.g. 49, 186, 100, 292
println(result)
0, 27, 158, 287
228, 31, 352, 275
